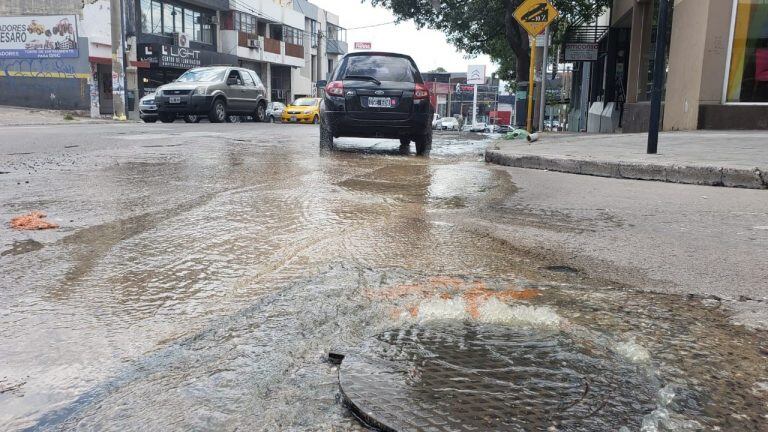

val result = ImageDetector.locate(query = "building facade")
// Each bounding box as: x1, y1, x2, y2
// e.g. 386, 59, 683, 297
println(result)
570, 0, 768, 132
0, 1, 93, 110
0, 0, 346, 117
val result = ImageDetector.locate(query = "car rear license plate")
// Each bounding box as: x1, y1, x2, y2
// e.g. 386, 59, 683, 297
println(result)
169, 96, 181, 104
368, 97, 394, 108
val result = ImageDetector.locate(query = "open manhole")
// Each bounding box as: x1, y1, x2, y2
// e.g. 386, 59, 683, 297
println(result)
339, 323, 658, 431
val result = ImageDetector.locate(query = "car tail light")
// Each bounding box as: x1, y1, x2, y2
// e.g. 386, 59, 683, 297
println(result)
326, 81, 344, 97
414, 83, 430, 100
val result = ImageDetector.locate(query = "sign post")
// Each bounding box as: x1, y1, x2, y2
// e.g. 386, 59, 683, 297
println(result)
538, 27, 551, 133
514, 0, 559, 133
467, 65, 486, 128
647, 0, 670, 154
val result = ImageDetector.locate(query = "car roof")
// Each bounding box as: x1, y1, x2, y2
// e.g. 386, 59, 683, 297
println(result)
342, 51, 416, 62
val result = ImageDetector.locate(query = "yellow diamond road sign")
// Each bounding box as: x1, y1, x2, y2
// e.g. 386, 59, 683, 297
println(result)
514, 0, 559, 36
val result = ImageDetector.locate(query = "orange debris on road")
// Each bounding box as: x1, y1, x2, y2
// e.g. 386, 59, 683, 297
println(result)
9, 211, 59, 230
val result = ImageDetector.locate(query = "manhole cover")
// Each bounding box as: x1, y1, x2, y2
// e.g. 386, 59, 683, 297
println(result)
340, 323, 658, 431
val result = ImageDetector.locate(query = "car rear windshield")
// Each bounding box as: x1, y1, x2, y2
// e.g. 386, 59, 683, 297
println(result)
340, 55, 417, 83
176, 68, 226, 83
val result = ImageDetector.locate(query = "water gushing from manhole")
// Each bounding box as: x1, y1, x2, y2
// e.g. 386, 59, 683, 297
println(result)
341, 323, 659, 431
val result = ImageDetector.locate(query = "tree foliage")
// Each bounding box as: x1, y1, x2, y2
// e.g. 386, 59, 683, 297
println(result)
368, 0, 609, 80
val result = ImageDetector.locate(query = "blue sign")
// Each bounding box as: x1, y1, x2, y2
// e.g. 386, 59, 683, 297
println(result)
0, 16, 80, 59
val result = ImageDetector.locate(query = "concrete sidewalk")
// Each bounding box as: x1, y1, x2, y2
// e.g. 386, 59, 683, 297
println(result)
0, 105, 114, 126
485, 131, 768, 189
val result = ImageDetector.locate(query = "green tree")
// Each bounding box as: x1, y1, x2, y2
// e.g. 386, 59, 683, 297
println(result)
368, 0, 609, 81
429, 66, 448, 73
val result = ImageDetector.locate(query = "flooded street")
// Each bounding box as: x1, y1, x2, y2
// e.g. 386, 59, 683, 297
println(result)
1, 123, 767, 431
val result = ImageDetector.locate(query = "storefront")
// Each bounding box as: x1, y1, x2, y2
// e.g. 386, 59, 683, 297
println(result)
725, 0, 768, 104
134, 0, 233, 97
137, 43, 237, 96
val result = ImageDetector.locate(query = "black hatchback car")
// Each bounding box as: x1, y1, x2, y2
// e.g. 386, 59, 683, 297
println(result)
319, 52, 434, 155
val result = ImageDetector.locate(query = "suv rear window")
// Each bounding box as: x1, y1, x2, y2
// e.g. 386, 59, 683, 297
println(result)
340, 55, 417, 83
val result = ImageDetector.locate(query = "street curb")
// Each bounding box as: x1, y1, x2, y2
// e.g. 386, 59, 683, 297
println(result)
485, 148, 768, 189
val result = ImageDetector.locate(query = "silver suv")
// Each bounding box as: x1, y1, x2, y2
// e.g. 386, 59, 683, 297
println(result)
155, 66, 268, 123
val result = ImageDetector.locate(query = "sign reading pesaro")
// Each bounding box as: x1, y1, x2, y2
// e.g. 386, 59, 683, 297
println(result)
0, 15, 79, 59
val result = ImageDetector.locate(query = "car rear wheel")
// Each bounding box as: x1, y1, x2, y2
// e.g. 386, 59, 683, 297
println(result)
183, 114, 200, 123
414, 132, 432, 156
159, 113, 175, 123
312, 115, 319, 124
226, 115, 241, 123
209, 99, 227, 123
254, 103, 266, 123
319, 117, 334, 149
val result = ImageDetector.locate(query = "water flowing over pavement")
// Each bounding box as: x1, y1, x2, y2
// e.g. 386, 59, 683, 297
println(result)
0, 123, 767, 431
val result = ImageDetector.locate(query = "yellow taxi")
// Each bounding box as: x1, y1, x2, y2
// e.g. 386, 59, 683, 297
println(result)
281, 97, 322, 124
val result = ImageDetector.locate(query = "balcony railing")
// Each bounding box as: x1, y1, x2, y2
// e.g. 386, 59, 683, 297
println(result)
285, 42, 304, 59
326, 39, 347, 55
264, 37, 281, 54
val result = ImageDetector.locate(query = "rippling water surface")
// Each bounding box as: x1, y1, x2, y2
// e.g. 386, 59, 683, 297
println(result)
0, 127, 766, 431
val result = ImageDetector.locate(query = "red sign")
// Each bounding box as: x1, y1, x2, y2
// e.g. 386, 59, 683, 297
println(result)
354, 42, 372, 50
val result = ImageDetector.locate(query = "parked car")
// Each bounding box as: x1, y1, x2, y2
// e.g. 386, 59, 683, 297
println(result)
140, 93, 199, 123
432, 113, 442, 129
439, 117, 459, 131
470, 122, 488, 132
319, 52, 434, 155
139, 93, 158, 123
155, 66, 268, 123
266, 102, 286, 123
282, 98, 321, 124
487, 124, 511, 134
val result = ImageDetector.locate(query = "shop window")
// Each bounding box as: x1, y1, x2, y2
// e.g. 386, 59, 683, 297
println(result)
327, 24, 345, 42
310, 19, 318, 47
184, 8, 194, 35
234, 12, 257, 34
270, 25, 283, 41
140, 0, 163, 35
727, 0, 768, 102
284, 26, 304, 46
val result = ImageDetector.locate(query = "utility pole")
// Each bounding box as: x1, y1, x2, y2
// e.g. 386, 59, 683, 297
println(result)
538, 27, 550, 132
316, 29, 323, 96
647, 0, 670, 154
109, 0, 127, 120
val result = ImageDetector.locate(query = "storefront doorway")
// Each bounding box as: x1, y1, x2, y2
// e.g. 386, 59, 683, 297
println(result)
97, 63, 113, 116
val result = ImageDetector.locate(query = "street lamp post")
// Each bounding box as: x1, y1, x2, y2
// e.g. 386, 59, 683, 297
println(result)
647, 0, 670, 154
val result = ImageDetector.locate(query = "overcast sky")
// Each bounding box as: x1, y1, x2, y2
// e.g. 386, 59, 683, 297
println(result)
308, 0, 496, 74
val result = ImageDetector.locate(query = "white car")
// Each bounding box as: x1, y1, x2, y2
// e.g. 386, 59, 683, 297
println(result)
469, 122, 488, 132
432, 114, 442, 129
440, 117, 460, 131
266, 102, 286, 123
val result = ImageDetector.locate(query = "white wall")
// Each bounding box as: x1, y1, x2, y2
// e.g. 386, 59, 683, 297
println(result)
82, 0, 111, 46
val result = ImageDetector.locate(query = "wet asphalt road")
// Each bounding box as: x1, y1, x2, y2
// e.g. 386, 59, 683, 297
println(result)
1, 122, 767, 431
